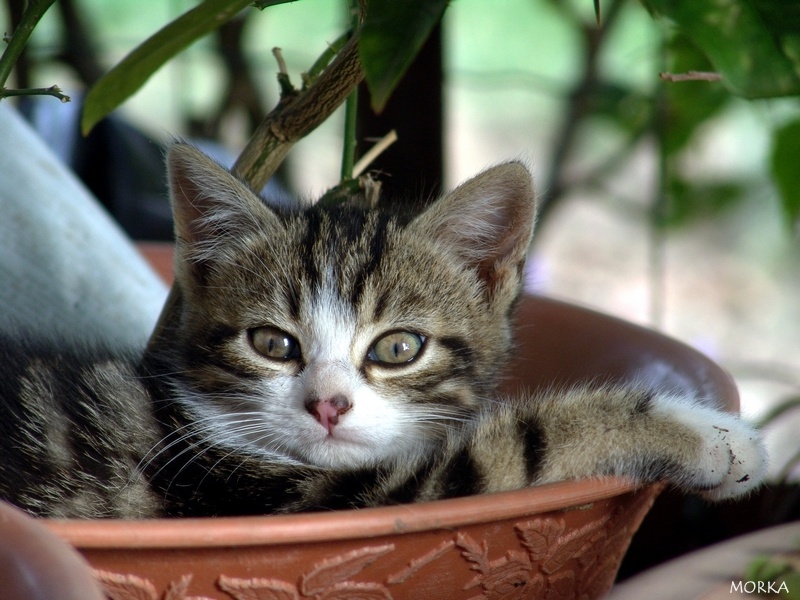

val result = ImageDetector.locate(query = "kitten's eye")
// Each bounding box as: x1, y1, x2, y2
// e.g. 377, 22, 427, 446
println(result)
250, 327, 301, 361
368, 331, 425, 365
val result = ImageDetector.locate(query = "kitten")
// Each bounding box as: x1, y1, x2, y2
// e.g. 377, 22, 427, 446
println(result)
0, 144, 766, 518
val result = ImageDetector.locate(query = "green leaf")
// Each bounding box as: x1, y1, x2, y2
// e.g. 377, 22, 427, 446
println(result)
359, 0, 448, 113
81, 0, 254, 134
640, 0, 800, 98
771, 118, 800, 226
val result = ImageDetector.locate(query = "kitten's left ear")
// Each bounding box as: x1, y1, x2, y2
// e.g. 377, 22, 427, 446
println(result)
167, 143, 284, 265
414, 161, 536, 299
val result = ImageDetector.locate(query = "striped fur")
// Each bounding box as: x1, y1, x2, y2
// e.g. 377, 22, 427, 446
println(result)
0, 144, 765, 518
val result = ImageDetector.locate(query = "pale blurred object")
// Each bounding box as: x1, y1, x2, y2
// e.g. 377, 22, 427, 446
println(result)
0, 102, 167, 348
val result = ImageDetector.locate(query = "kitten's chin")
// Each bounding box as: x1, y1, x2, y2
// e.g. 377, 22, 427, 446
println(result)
297, 430, 421, 469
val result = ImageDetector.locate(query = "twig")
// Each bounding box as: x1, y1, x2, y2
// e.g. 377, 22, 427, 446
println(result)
272, 46, 288, 75
232, 31, 365, 191
341, 86, 358, 180
339, 0, 362, 183
353, 129, 398, 178
318, 130, 397, 209
0, 0, 57, 92
0, 84, 70, 102
271, 46, 296, 101
659, 71, 722, 83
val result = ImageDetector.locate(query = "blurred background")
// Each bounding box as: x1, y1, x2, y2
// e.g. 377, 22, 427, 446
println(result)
2, 0, 799, 578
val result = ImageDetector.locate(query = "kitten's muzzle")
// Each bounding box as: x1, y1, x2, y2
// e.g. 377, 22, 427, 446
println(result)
305, 395, 352, 435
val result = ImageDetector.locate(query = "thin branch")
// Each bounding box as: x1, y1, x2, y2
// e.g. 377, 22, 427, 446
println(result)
659, 71, 722, 83
0, 0, 57, 91
353, 129, 398, 178
232, 31, 365, 191
341, 87, 358, 180
271, 47, 297, 101
272, 46, 289, 75
340, 0, 362, 183
0, 84, 70, 102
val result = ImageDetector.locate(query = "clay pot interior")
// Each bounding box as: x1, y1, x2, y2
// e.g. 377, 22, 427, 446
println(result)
39, 245, 738, 599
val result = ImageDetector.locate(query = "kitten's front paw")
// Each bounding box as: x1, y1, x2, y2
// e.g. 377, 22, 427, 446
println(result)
700, 415, 767, 501
660, 399, 767, 501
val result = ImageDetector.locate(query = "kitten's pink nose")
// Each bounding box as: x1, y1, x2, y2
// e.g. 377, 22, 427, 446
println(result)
306, 395, 351, 434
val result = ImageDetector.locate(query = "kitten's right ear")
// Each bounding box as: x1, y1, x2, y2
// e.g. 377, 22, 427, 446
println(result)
167, 143, 283, 261
413, 161, 537, 302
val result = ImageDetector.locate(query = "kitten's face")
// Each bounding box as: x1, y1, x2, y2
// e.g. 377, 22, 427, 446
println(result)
155, 145, 536, 469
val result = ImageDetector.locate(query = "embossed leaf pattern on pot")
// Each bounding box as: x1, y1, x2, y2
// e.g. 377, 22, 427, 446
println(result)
515, 517, 563, 562
477, 555, 533, 599
217, 575, 300, 600
315, 581, 392, 600
515, 515, 609, 575
299, 544, 395, 597
216, 579, 393, 600
93, 570, 159, 600
457, 533, 533, 599
93, 570, 215, 600
90, 491, 658, 600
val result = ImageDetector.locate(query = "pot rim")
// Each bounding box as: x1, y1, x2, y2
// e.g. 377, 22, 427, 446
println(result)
45, 477, 641, 549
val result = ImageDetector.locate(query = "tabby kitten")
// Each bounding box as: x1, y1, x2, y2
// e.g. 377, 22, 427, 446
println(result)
0, 144, 766, 518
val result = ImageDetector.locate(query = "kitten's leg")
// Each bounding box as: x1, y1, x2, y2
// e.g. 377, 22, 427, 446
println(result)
470, 387, 767, 501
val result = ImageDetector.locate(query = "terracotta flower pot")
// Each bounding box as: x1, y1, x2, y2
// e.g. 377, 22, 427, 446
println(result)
34, 274, 737, 599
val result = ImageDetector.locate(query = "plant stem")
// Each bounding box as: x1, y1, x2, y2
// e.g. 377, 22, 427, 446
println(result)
232, 32, 364, 190
341, 87, 358, 180
303, 31, 349, 87
0, 0, 57, 93
353, 129, 397, 178
0, 85, 70, 102
339, 0, 362, 182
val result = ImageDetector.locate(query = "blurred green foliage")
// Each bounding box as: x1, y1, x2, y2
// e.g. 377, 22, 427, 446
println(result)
4, 0, 800, 229
642, 0, 800, 98
641, 0, 800, 227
